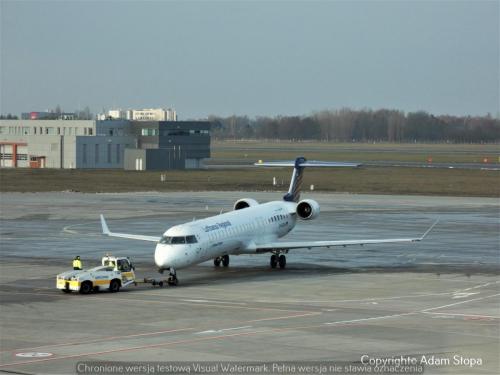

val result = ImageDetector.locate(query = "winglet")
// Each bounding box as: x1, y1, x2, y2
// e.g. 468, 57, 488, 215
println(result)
418, 220, 439, 241
100, 214, 110, 235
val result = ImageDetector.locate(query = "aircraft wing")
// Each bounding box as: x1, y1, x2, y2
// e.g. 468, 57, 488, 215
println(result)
255, 220, 438, 252
100, 215, 160, 242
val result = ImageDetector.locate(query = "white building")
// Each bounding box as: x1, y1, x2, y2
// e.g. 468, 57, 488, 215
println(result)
132, 108, 177, 121
107, 109, 132, 120
99, 108, 177, 121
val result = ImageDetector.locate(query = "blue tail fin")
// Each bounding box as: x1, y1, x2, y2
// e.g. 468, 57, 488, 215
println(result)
255, 157, 360, 202
284, 157, 307, 202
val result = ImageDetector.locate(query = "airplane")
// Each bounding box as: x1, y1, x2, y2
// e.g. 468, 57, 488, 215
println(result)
100, 157, 437, 286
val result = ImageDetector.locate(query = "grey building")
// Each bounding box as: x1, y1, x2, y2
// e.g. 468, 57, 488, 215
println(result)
123, 121, 211, 170
0, 119, 210, 170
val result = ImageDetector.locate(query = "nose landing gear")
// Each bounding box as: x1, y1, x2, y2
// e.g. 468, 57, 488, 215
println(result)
167, 268, 178, 286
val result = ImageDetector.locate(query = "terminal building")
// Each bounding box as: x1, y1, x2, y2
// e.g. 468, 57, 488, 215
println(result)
0, 119, 210, 170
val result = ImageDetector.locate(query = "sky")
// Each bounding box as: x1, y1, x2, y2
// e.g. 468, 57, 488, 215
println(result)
1, 0, 498, 119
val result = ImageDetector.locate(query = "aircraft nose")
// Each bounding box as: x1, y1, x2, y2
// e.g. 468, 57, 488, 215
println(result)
154, 244, 172, 269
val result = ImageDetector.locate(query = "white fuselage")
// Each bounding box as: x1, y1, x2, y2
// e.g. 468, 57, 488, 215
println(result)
154, 201, 297, 270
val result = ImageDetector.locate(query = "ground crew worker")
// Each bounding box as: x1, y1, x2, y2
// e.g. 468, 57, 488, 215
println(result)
73, 256, 82, 270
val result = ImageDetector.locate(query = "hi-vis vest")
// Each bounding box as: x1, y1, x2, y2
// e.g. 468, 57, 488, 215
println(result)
73, 259, 82, 269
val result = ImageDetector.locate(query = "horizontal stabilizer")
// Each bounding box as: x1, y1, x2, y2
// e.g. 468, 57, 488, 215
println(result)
255, 160, 361, 168
255, 156, 360, 202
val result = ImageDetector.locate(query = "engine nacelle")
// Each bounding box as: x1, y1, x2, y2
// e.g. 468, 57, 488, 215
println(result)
233, 198, 259, 210
296, 199, 320, 220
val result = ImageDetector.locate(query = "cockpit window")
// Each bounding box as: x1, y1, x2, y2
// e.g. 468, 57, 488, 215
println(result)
159, 235, 197, 245
159, 236, 171, 244
186, 235, 197, 244
171, 236, 186, 244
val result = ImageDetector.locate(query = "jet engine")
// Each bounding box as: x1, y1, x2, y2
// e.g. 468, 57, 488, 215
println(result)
296, 199, 320, 220
233, 198, 259, 210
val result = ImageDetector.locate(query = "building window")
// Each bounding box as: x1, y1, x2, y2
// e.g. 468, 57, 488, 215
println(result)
82, 144, 87, 164
89, 128, 93, 135
166, 130, 189, 136
57, 127, 61, 135
141, 128, 157, 136
107, 143, 111, 163
116, 144, 120, 163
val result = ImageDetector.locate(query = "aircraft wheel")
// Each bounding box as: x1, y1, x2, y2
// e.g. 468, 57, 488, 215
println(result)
222, 255, 230, 267
270, 254, 278, 269
168, 276, 178, 286
278, 254, 287, 269
214, 257, 221, 267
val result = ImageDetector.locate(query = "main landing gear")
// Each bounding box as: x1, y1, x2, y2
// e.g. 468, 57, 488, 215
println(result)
270, 251, 287, 269
214, 255, 230, 267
